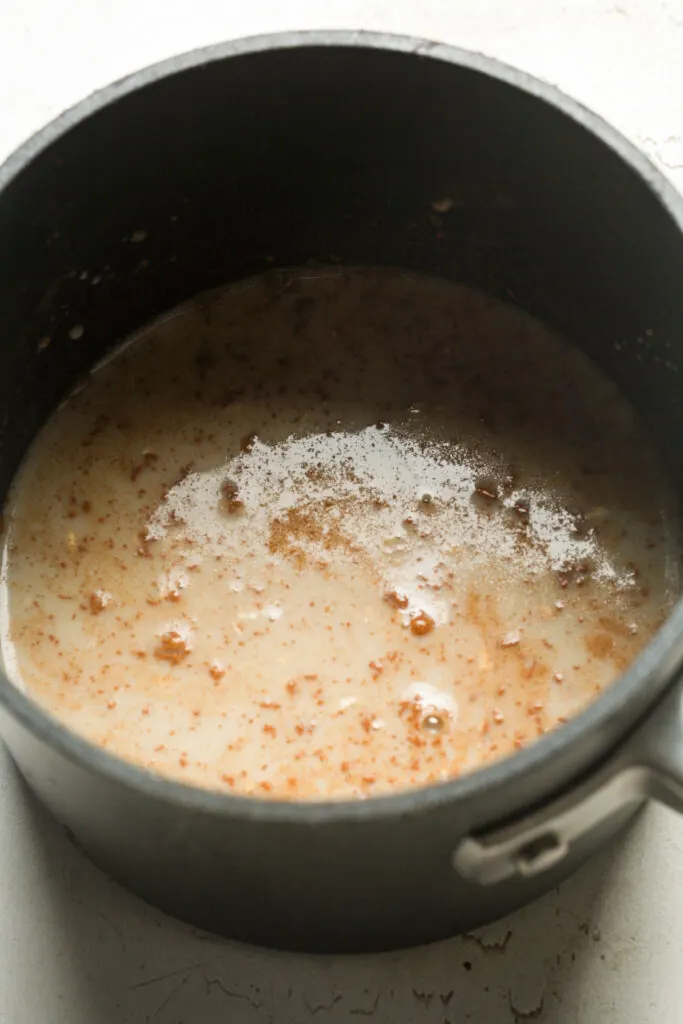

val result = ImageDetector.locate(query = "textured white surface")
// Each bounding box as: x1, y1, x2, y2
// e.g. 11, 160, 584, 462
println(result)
1, 1, 683, 1021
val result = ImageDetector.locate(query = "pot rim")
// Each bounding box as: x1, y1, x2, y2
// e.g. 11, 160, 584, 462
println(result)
1, 29, 683, 825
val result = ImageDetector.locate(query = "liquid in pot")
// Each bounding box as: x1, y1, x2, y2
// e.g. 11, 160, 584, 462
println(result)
0, 268, 678, 798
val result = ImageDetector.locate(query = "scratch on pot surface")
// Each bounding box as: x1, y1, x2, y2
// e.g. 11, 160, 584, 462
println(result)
71, 898, 125, 949
509, 989, 545, 1021
350, 992, 380, 1015
129, 963, 208, 989
465, 927, 513, 951
303, 992, 343, 1014
413, 988, 434, 1007
148, 975, 190, 1021
406, 36, 438, 56
205, 978, 262, 1009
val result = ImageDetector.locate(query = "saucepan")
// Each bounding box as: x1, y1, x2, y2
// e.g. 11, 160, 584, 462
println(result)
1, 31, 683, 953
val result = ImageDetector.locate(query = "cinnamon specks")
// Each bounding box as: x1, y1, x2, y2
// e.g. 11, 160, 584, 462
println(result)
410, 612, 435, 637
154, 629, 191, 664
473, 475, 499, 502
88, 589, 111, 614
220, 478, 245, 515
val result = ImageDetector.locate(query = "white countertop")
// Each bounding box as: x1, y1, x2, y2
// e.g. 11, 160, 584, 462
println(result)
1, 2, 683, 1021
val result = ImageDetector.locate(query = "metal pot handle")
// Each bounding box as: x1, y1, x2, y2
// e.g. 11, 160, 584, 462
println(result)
453, 679, 683, 885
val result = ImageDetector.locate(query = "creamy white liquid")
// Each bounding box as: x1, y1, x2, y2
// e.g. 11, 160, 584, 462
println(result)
1, 268, 678, 798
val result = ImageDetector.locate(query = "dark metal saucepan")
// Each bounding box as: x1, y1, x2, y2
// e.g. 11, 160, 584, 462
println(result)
1, 32, 683, 953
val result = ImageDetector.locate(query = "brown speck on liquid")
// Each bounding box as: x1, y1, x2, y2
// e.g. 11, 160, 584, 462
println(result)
154, 630, 191, 664
89, 589, 111, 614
474, 476, 499, 502
221, 478, 245, 515
410, 612, 435, 637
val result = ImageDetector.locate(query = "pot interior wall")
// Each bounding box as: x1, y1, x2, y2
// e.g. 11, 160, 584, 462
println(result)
1, 44, 682, 497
